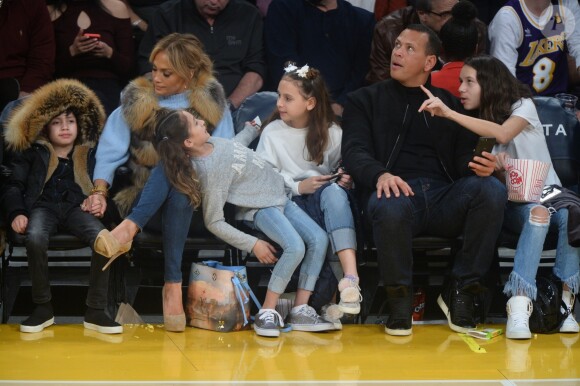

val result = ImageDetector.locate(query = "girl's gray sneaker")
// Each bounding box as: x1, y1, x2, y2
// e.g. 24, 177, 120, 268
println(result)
286, 304, 335, 332
253, 309, 284, 337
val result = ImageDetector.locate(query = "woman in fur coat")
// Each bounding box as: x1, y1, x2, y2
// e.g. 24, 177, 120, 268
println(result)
87, 33, 234, 331
2, 79, 122, 335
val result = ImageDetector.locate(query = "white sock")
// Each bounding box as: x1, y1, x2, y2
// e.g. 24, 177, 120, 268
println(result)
562, 290, 574, 308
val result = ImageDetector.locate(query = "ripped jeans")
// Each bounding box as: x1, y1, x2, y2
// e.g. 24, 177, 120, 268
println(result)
503, 202, 580, 300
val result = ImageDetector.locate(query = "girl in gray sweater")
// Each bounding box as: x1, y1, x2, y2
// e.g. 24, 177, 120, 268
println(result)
96, 109, 335, 337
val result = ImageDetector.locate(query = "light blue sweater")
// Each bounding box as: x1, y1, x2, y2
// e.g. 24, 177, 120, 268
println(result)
94, 92, 235, 185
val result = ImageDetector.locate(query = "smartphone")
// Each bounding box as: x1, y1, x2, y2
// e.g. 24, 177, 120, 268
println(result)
473, 137, 496, 158
329, 172, 343, 182
252, 115, 262, 129
83, 33, 101, 39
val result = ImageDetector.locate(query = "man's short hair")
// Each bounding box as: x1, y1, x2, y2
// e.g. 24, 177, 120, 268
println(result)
415, 0, 433, 12
405, 24, 442, 57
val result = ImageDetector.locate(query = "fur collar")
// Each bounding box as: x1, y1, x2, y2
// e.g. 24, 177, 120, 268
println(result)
121, 76, 227, 140
5, 79, 105, 152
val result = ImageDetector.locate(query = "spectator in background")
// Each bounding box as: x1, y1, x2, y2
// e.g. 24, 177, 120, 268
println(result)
366, 0, 487, 84
468, 0, 503, 24
138, 0, 266, 112
431, 0, 479, 97
489, 0, 580, 97
265, 0, 375, 116
48, 0, 135, 116
0, 0, 55, 99
374, 0, 407, 21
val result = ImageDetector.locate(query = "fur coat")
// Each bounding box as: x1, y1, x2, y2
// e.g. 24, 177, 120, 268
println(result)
4, 78, 105, 197
113, 75, 227, 217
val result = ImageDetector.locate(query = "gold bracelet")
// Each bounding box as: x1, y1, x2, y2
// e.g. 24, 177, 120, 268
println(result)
90, 186, 109, 198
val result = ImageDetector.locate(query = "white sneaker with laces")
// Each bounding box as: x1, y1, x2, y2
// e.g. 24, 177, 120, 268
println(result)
338, 277, 362, 314
560, 291, 579, 333
506, 296, 533, 340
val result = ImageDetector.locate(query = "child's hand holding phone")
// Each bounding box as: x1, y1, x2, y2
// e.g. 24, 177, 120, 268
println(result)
469, 137, 497, 177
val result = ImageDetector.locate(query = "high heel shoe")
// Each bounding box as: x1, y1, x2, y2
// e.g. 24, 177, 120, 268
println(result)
162, 285, 186, 332
94, 230, 132, 271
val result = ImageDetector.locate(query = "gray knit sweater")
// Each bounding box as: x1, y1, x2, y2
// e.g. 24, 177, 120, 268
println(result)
192, 135, 288, 252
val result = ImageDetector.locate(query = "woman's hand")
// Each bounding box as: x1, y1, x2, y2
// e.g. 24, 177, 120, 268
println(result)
82, 194, 107, 217
252, 240, 278, 264
298, 175, 332, 195
418, 85, 454, 119
92, 41, 113, 59
69, 29, 99, 57
469, 151, 497, 177
11, 215, 28, 234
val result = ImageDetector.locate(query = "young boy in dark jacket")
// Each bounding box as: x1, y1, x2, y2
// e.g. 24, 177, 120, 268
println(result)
2, 79, 122, 334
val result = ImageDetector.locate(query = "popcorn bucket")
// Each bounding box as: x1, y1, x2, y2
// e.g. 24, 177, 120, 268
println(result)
505, 158, 550, 203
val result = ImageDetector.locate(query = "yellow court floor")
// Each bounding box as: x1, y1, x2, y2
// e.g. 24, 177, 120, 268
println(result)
0, 322, 579, 385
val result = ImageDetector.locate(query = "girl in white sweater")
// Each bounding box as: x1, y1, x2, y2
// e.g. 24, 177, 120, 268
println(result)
256, 64, 362, 319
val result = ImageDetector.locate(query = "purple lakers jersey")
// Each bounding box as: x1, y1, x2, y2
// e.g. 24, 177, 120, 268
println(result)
508, 0, 569, 95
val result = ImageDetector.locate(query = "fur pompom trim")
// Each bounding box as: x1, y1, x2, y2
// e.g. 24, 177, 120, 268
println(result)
5, 79, 106, 151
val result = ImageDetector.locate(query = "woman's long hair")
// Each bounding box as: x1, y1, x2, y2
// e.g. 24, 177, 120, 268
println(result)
150, 33, 214, 90
267, 65, 335, 165
153, 109, 202, 208
465, 56, 533, 124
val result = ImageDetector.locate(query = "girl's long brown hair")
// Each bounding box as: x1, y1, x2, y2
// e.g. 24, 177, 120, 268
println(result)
465, 56, 533, 124
153, 109, 202, 208
268, 65, 335, 165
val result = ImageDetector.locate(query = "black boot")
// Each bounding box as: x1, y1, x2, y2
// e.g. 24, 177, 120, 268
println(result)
384, 285, 413, 336
438, 281, 483, 333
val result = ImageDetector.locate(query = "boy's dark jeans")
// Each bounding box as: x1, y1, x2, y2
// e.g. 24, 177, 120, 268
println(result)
366, 176, 507, 288
25, 201, 108, 309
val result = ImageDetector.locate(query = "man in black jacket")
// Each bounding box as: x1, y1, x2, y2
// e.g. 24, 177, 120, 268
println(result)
341, 24, 507, 336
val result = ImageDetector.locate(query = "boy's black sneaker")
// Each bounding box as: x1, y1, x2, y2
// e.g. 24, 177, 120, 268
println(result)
20, 302, 55, 333
84, 308, 123, 334
438, 281, 479, 333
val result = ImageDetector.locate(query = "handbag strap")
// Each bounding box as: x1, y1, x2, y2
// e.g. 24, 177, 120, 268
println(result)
231, 276, 263, 326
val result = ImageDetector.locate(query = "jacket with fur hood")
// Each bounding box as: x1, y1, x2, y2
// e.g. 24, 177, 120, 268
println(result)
112, 75, 226, 217
2, 79, 105, 223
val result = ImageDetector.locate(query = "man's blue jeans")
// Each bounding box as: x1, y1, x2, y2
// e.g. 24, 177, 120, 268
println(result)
503, 203, 580, 300
366, 176, 507, 287
127, 164, 194, 283
249, 201, 328, 294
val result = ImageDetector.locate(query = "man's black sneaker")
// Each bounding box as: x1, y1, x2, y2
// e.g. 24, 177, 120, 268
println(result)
20, 302, 55, 333
84, 308, 123, 334
438, 282, 479, 333
384, 286, 413, 336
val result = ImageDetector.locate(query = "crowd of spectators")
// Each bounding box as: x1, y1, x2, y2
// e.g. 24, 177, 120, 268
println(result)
3, 0, 580, 115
